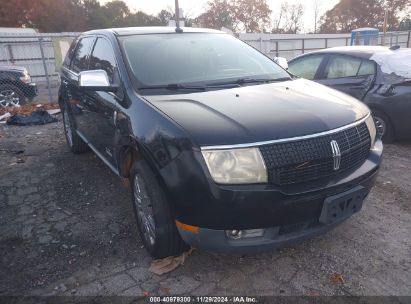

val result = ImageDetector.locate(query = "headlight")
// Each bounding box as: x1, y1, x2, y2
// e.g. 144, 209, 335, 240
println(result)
20, 69, 31, 83
201, 147, 267, 184
365, 114, 377, 146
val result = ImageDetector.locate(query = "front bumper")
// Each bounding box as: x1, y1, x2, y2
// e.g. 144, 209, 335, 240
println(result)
177, 166, 378, 253
167, 140, 382, 253
178, 216, 347, 254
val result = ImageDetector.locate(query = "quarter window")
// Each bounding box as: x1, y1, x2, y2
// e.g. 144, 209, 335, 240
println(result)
288, 56, 324, 80
71, 36, 95, 73
89, 38, 117, 83
358, 60, 376, 76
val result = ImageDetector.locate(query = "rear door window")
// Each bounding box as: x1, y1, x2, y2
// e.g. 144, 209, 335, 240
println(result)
324, 55, 375, 79
71, 36, 95, 73
288, 55, 324, 80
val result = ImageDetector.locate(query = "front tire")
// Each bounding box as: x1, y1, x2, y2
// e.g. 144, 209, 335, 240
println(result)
372, 110, 394, 143
130, 160, 189, 259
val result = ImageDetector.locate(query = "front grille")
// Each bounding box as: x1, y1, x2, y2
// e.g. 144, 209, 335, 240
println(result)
259, 122, 371, 185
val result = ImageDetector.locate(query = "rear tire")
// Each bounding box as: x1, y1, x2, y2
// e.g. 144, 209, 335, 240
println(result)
61, 104, 89, 154
130, 160, 189, 259
372, 110, 394, 143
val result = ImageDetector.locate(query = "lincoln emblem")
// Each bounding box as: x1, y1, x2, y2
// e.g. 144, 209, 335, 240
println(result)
330, 140, 341, 170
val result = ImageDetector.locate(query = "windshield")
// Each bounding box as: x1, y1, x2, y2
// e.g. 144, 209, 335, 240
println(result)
120, 33, 290, 90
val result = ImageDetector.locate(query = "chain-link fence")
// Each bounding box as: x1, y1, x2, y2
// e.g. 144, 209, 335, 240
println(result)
0, 33, 79, 107
240, 30, 411, 59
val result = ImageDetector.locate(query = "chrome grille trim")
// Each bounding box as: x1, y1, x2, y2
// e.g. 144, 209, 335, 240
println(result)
200, 113, 370, 151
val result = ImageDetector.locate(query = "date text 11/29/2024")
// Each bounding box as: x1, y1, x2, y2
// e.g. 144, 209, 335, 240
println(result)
149, 296, 258, 303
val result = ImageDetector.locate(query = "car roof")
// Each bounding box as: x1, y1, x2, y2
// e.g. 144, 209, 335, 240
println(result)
0, 65, 25, 72
294, 46, 392, 60
83, 27, 224, 36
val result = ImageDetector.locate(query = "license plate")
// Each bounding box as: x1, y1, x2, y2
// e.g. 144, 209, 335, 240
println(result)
319, 186, 367, 225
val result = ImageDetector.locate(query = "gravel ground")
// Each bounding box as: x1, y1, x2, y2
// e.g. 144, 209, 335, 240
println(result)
0, 118, 410, 297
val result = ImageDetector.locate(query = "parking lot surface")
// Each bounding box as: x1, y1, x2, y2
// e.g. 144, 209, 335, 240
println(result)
0, 120, 410, 297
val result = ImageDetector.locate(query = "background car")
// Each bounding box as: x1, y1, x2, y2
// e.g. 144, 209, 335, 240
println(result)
0, 65, 37, 107
288, 46, 411, 143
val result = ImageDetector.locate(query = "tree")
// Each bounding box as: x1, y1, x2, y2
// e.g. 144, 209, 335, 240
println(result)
83, 0, 110, 29
195, 0, 235, 30
158, 9, 173, 25
233, 0, 272, 33
102, 0, 130, 27
0, 0, 34, 28
286, 4, 304, 34
198, 0, 271, 32
123, 11, 162, 27
312, 0, 322, 33
320, 0, 410, 33
398, 14, 411, 31
271, 2, 304, 34
28, 0, 87, 32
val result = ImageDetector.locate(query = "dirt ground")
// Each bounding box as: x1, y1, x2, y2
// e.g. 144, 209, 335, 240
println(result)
0, 118, 410, 298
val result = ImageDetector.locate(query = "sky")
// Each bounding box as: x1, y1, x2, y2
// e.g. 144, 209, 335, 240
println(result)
99, 0, 340, 33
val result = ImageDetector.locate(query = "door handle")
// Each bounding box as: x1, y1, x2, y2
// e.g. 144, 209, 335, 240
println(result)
113, 110, 117, 126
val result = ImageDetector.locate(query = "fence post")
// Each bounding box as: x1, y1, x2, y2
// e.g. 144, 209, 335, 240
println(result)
275, 41, 279, 57
259, 37, 263, 54
38, 37, 53, 103
6, 44, 14, 64
325, 38, 328, 48
302, 38, 305, 54
407, 30, 411, 48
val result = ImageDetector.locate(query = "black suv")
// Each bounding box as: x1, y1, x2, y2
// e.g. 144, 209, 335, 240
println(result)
59, 27, 382, 258
0, 66, 37, 107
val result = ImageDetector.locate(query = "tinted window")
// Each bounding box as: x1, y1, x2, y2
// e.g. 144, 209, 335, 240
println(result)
62, 38, 78, 68
288, 55, 323, 80
90, 38, 117, 83
325, 56, 361, 79
71, 37, 95, 73
120, 33, 290, 87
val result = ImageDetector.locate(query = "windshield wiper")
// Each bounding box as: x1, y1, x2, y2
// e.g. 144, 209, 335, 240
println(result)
138, 83, 206, 91
207, 77, 291, 87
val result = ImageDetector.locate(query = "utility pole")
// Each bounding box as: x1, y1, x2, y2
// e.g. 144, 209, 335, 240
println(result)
382, 9, 387, 45
175, 0, 183, 32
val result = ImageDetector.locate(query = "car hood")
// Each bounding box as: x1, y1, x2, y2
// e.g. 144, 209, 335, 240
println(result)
144, 79, 370, 147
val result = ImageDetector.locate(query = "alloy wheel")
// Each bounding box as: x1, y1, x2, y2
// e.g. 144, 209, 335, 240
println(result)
373, 116, 386, 139
63, 110, 73, 147
0, 89, 20, 107
133, 174, 156, 246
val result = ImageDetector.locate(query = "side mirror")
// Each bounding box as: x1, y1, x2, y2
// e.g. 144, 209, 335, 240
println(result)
78, 70, 118, 92
274, 57, 288, 70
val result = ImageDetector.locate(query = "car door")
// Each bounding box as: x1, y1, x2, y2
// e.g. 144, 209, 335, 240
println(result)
288, 54, 326, 80
62, 35, 96, 139
83, 36, 119, 165
317, 54, 376, 100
